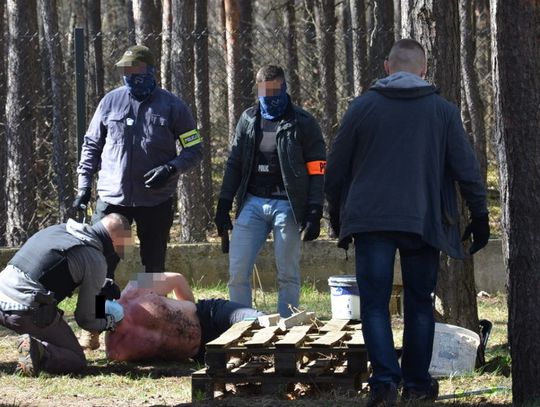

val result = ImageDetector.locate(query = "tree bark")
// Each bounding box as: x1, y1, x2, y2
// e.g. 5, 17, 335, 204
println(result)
132, 0, 161, 63
161, 0, 172, 89
459, 0, 487, 182
366, 0, 393, 85
5, 0, 39, 245
341, 0, 354, 98
349, 0, 367, 95
402, 0, 481, 335
38, 0, 74, 223
87, 0, 104, 110
314, 0, 337, 144
238, 1, 254, 110
284, 0, 301, 103
302, 0, 320, 111
223, 0, 243, 143
0, 0, 6, 245
194, 0, 213, 232
490, 0, 540, 402
125, 0, 136, 44
172, 0, 206, 243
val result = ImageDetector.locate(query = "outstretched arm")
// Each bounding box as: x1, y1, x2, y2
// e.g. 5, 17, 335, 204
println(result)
123, 272, 195, 303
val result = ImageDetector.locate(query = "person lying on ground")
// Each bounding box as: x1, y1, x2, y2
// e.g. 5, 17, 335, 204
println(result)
105, 272, 264, 363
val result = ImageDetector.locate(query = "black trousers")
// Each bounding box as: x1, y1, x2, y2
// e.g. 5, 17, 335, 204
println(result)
93, 197, 174, 273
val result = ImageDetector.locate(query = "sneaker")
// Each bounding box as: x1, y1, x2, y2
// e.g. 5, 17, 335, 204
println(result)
402, 378, 439, 402
366, 382, 398, 407
79, 330, 101, 350
15, 334, 45, 377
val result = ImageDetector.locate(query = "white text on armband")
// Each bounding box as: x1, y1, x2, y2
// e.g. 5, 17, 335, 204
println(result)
178, 129, 202, 148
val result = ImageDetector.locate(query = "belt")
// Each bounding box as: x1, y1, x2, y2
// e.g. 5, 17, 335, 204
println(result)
248, 185, 288, 199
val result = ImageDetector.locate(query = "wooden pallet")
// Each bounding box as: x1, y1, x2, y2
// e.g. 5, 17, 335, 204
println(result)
191, 318, 369, 401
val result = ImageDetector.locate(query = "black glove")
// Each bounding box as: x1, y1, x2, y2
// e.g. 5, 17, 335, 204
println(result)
328, 204, 341, 237
143, 164, 177, 188
338, 235, 353, 251
99, 278, 121, 300
214, 198, 233, 237
73, 188, 91, 210
462, 214, 490, 255
301, 205, 323, 241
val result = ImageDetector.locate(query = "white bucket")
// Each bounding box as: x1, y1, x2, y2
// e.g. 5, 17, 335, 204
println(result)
429, 322, 480, 377
328, 275, 360, 320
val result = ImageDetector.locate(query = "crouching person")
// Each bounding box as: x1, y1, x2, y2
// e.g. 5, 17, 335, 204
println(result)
0, 213, 132, 376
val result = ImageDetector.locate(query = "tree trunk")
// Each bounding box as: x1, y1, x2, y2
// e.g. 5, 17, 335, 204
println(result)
5, 0, 39, 245
490, 0, 540, 402
194, 0, 213, 232
460, 0, 487, 182
171, 0, 206, 243
223, 0, 243, 143
402, 0, 481, 335
0, 0, 6, 245
125, 0, 136, 44
393, 0, 401, 40
350, 0, 367, 95
366, 0, 393, 85
161, 0, 172, 89
238, 1, 254, 110
87, 0, 104, 110
132, 0, 161, 66
38, 0, 74, 223
341, 0, 354, 99
314, 0, 337, 145
284, 0, 301, 103
302, 0, 320, 111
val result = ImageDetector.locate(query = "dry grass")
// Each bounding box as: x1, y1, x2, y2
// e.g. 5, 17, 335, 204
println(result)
0, 286, 511, 406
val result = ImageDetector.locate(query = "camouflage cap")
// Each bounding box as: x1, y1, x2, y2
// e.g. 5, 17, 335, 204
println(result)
115, 45, 154, 67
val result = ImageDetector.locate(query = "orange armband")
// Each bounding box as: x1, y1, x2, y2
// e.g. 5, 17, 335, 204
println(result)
306, 160, 326, 175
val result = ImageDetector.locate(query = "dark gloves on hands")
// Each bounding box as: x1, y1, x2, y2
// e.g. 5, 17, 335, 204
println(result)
301, 205, 323, 241
143, 164, 177, 189
462, 214, 490, 255
73, 188, 91, 210
214, 198, 233, 237
328, 204, 341, 237
99, 278, 121, 300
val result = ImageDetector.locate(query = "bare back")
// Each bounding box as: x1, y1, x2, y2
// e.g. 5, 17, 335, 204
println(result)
105, 285, 202, 362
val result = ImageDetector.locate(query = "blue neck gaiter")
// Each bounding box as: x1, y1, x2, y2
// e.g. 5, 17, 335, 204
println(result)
123, 65, 157, 101
259, 82, 289, 120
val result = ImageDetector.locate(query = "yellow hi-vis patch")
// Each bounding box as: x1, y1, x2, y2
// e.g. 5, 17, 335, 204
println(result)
178, 129, 201, 148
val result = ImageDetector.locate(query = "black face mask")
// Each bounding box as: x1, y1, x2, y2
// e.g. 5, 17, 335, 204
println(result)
91, 222, 117, 261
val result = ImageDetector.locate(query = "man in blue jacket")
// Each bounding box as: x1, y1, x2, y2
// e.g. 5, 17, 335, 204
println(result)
73, 45, 202, 276
325, 39, 489, 406
214, 65, 326, 317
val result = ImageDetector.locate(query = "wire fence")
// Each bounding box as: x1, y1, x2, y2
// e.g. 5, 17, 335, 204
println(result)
0, 26, 498, 247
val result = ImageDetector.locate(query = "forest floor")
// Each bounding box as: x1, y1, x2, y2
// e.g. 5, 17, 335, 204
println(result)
0, 286, 511, 407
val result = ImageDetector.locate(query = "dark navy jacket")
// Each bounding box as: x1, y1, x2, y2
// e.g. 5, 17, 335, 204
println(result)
325, 72, 488, 259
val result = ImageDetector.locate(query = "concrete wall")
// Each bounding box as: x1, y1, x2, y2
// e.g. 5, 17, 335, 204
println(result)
0, 239, 506, 294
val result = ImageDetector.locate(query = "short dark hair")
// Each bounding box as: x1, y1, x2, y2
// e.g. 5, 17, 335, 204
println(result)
390, 39, 425, 58
256, 65, 285, 83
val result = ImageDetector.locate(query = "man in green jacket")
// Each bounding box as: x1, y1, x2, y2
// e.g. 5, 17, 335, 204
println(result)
214, 65, 326, 317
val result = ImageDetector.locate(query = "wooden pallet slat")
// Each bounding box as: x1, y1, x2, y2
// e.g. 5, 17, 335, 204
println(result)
319, 319, 350, 332
310, 330, 347, 347
244, 326, 281, 347
206, 320, 255, 348
345, 330, 365, 346
275, 325, 312, 348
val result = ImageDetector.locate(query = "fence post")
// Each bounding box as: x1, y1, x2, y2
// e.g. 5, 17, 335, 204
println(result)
74, 27, 86, 161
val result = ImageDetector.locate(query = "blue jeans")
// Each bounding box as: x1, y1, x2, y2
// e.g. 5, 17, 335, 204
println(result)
228, 194, 301, 317
354, 232, 439, 391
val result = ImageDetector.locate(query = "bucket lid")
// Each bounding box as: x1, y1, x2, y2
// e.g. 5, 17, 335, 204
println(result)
328, 275, 357, 287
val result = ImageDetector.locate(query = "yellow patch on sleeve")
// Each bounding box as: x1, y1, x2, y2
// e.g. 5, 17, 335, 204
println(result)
178, 129, 201, 148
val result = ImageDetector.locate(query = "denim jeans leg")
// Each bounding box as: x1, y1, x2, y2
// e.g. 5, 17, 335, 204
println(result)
355, 233, 401, 386
228, 196, 271, 308
400, 242, 439, 390
272, 200, 301, 317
